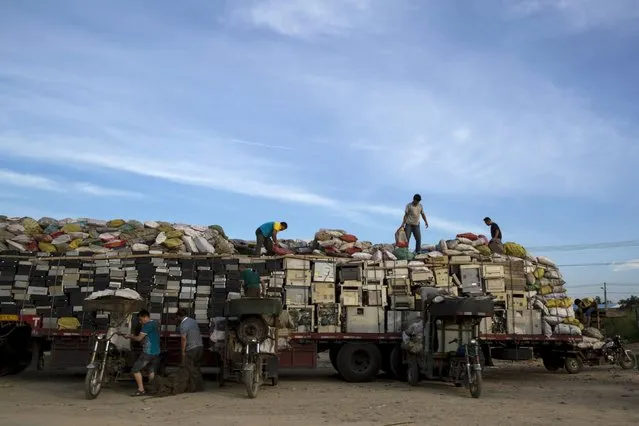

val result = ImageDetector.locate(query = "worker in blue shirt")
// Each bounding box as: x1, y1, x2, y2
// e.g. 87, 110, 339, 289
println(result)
254, 221, 288, 255
125, 309, 160, 396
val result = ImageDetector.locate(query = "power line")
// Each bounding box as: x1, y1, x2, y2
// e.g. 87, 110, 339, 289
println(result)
557, 261, 639, 268
567, 283, 638, 288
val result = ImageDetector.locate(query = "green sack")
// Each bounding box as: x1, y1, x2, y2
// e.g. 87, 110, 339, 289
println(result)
393, 247, 415, 261
163, 238, 182, 249
503, 242, 526, 258
107, 219, 126, 228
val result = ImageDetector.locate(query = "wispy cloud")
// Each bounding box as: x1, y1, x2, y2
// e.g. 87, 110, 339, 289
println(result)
233, 0, 373, 38
612, 259, 639, 272
507, 0, 639, 31
0, 168, 142, 198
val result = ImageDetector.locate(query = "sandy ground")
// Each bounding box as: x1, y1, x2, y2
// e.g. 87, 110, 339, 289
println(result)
1, 358, 638, 426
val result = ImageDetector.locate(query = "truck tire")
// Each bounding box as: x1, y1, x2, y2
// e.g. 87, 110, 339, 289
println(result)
564, 356, 583, 374
336, 343, 381, 383
389, 345, 407, 381
329, 345, 342, 374
0, 323, 32, 377
542, 356, 563, 372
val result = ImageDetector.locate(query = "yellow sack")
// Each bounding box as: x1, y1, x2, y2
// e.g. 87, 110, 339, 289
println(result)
539, 285, 553, 296
563, 318, 584, 330
23, 218, 43, 235
38, 241, 57, 253
62, 223, 82, 233
163, 238, 182, 249
158, 225, 175, 234
107, 219, 126, 228
533, 267, 546, 279
165, 230, 184, 239
57, 317, 80, 330
69, 238, 83, 249
546, 299, 560, 308
557, 298, 573, 308
503, 242, 527, 258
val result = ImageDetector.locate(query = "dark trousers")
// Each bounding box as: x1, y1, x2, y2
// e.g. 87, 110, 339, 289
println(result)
245, 287, 260, 298
489, 238, 504, 254
184, 346, 204, 392
404, 224, 421, 253
254, 229, 274, 255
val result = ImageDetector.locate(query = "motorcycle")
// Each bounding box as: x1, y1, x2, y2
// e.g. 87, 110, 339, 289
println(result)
85, 332, 128, 399
600, 335, 636, 370
448, 338, 483, 398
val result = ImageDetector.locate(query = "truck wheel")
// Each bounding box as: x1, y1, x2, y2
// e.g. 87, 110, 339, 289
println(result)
329, 345, 342, 374
542, 356, 563, 372
389, 345, 407, 381
336, 343, 381, 383
564, 357, 583, 374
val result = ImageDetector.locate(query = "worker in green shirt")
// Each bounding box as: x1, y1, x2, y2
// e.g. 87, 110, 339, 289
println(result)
241, 266, 261, 298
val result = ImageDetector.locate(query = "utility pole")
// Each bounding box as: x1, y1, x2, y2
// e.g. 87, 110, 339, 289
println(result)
603, 282, 608, 308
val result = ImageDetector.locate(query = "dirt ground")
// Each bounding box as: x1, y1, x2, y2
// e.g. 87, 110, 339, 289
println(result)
1, 358, 638, 426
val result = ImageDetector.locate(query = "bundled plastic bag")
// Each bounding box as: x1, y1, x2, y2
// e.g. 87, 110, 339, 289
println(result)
395, 227, 408, 248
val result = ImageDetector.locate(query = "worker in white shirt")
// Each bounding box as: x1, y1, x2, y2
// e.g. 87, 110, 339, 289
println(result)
401, 194, 429, 253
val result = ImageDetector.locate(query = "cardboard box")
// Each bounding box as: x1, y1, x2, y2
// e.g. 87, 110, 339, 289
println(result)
449, 255, 472, 264
345, 306, 384, 333
507, 292, 527, 310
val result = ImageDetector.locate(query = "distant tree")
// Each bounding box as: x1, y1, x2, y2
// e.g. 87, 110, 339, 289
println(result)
618, 295, 639, 310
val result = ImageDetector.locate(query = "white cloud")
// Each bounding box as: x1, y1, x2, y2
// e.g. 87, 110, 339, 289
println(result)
73, 183, 142, 198
612, 259, 639, 272
0, 168, 142, 198
0, 169, 60, 192
234, 0, 373, 38
508, 0, 639, 30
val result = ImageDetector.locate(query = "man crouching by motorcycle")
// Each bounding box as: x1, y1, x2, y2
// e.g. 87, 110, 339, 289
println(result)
124, 309, 161, 396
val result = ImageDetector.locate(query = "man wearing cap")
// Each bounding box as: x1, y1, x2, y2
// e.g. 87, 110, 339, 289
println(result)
402, 194, 429, 253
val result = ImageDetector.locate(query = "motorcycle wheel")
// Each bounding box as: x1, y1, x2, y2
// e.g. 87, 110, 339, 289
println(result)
468, 368, 482, 399
619, 350, 636, 370
243, 363, 260, 399
407, 359, 419, 386
84, 367, 102, 400
564, 357, 583, 374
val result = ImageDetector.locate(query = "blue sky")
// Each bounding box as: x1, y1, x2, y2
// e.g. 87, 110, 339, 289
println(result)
1, 0, 638, 301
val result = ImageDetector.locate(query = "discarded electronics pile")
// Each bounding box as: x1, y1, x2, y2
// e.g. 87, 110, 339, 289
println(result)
0, 216, 235, 255
0, 216, 585, 340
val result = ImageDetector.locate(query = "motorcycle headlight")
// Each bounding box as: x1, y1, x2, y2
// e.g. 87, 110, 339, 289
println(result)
470, 339, 477, 345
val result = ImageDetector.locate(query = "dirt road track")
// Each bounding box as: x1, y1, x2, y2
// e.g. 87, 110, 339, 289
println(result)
1, 362, 638, 426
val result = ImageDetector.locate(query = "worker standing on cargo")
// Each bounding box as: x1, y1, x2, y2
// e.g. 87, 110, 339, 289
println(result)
483, 217, 504, 254
254, 221, 288, 256
241, 265, 262, 297
574, 298, 597, 327
402, 194, 429, 253
176, 309, 204, 392
126, 309, 161, 396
